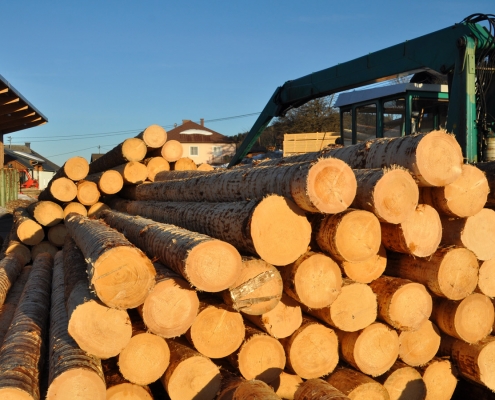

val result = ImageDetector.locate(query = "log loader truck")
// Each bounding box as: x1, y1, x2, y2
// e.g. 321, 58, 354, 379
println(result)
229, 13, 495, 166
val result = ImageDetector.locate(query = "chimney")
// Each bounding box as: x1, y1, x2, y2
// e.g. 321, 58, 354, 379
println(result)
200, 118, 204, 127
182, 119, 191, 125
25, 142, 31, 149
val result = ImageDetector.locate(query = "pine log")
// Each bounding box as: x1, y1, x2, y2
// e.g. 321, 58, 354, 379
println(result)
439, 334, 495, 391
46, 251, 106, 400
13, 207, 44, 246
186, 297, 245, 358
156, 139, 183, 162
138, 262, 199, 338
420, 164, 489, 217
223, 258, 283, 315
88, 138, 147, 174
26, 200, 64, 227
431, 293, 494, 344
76, 180, 100, 206
100, 209, 241, 292
314, 209, 381, 262
63, 202, 88, 218
87, 202, 110, 218
136, 124, 167, 149
417, 358, 457, 400
143, 156, 170, 181
154, 169, 217, 182
31, 241, 58, 260
118, 312, 170, 385
381, 204, 442, 257
369, 276, 432, 331
51, 156, 90, 181
0, 253, 52, 400
279, 251, 342, 309
280, 317, 339, 379
111, 161, 148, 185
38, 177, 78, 203
294, 379, 350, 400
339, 244, 387, 284
217, 368, 245, 400
440, 208, 495, 260
4, 241, 31, 265
103, 358, 153, 400
63, 237, 132, 359
338, 322, 399, 377
375, 360, 426, 400
326, 367, 389, 400
64, 213, 156, 309
271, 371, 303, 399
47, 224, 68, 247
244, 293, 302, 339
135, 158, 357, 214
0, 253, 24, 306
198, 162, 214, 171
172, 157, 197, 171
397, 320, 441, 367
162, 338, 222, 400
304, 279, 377, 332
478, 258, 495, 298
363, 130, 463, 186
233, 380, 282, 399
120, 196, 312, 266
475, 160, 495, 208
228, 324, 286, 383
0, 265, 31, 347
385, 248, 479, 300
352, 167, 419, 223
85, 170, 124, 195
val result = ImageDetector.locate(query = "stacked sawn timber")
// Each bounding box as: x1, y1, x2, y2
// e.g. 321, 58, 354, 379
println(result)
3, 129, 495, 399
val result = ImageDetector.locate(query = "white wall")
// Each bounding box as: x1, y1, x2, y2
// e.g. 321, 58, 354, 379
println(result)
36, 171, 56, 190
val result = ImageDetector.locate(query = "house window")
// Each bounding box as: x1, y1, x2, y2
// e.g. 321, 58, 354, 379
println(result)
212, 146, 222, 156
190, 146, 199, 156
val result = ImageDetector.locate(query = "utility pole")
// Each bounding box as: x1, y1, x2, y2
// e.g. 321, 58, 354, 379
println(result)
7, 136, 11, 149
98, 145, 101, 154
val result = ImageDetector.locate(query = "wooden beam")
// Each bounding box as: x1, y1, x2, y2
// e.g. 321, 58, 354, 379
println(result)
0, 110, 35, 125
0, 120, 46, 135
0, 115, 41, 131
0, 95, 20, 107
0, 102, 28, 117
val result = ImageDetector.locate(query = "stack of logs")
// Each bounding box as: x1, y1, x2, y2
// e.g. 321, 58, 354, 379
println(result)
1, 127, 495, 399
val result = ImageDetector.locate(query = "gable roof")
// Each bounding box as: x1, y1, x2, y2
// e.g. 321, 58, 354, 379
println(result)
167, 120, 233, 144
4, 144, 59, 172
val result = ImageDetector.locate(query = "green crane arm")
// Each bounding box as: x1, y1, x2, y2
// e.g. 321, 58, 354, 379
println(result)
228, 20, 494, 167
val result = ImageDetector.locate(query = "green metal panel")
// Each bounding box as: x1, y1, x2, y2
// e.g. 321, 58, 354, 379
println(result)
229, 21, 494, 167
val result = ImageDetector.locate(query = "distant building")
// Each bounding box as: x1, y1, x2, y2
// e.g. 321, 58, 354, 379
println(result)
90, 153, 104, 163
168, 119, 235, 165
3, 143, 59, 190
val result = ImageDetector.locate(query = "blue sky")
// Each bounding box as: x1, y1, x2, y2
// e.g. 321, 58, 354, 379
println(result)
1, 1, 492, 166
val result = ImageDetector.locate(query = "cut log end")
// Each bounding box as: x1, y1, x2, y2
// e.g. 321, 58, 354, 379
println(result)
47, 369, 106, 400
63, 202, 88, 218
398, 320, 441, 367
0, 388, 36, 400
233, 380, 280, 399
340, 244, 387, 284
64, 156, 90, 181
272, 371, 303, 399
68, 299, 132, 359
326, 368, 389, 400
388, 282, 432, 331
294, 379, 350, 400
16, 218, 44, 246
381, 364, 426, 400
31, 241, 58, 260
47, 224, 68, 247
50, 177, 78, 202
28, 201, 64, 227
478, 259, 495, 298
119, 333, 170, 385
477, 340, 495, 391
307, 158, 357, 213
121, 138, 148, 162
98, 170, 124, 194
161, 140, 184, 162
197, 163, 214, 171
373, 168, 419, 223
144, 157, 170, 181
92, 246, 156, 309
460, 208, 495, 261
140, 124, 167, 149
455, 293, 494, 343
415, 130, 463, 186
106, 383, 153, 400
185, 240, 242, 292
419, 359, 457, 400
251, 196, 311, 266
140, 277, 199, 338
437, 248, 478, 300
87, 202, 111, 218
173, 157, 198, 171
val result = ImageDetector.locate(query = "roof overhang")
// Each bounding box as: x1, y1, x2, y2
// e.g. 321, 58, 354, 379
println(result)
0, 73, 48, 135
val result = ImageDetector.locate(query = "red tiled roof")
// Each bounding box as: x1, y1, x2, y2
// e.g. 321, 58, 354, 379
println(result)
167, 120, 233, 144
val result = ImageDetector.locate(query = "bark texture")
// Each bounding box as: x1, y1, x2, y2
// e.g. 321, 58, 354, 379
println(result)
294, 379, 350, 400
0, 253, 24, 306
326, 367, 389, 400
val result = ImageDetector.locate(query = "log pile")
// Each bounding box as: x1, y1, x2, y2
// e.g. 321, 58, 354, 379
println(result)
3, 129, 495, 399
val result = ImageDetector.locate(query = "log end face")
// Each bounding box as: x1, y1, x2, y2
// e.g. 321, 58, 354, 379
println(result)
438, 248, 479, 300
251, 196, 311, 266
256, 293, 302, 339
142, 124, 167, 148
421, 359, 457, 400
307, 158, 357, 214
47, 368, 106, 400
398, 320, 441, 367
455, 293, 494, 344
0, 388, 35, 400
238, 335, 286, 382
106, 383, 153, 400
122, 138, 147, 162
478, 259, 495, 298
51, 177, 78, 202
331, 283, 377, 332
17, 219, 44, 246
65, 156, 90, 181
463, 208, 495, 261
389, 282, 432, 331
99, 170, 124, 194
383, 366, 426, 400
415, 130, 463, 187
478, 340, 495, 391
186, 240, 242, 292
401, 204, 442, 257
341, 244, 387, 284
162, 140, 184, 162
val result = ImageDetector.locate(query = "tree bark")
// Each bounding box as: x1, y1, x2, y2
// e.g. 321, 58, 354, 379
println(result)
46, 251, 106, 400
31, 241, 58, 261
0, 253, 25, 306
0, 253, 52, 400
294, 379, 350, 400
64, 212, 156, 309
232, 380, 282, 400
47, 224, 68, 247
326, 367, 389, 400
99, 209, 241, 292
154, 169, 217, 182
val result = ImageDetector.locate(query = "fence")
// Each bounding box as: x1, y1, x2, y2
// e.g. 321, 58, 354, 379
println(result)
0, 168, 19, 207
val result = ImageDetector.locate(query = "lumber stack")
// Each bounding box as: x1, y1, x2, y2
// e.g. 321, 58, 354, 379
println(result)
4, 129, 495, 399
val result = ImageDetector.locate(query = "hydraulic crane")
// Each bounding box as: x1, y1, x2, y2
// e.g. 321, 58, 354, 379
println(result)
229, 13, 495, 166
